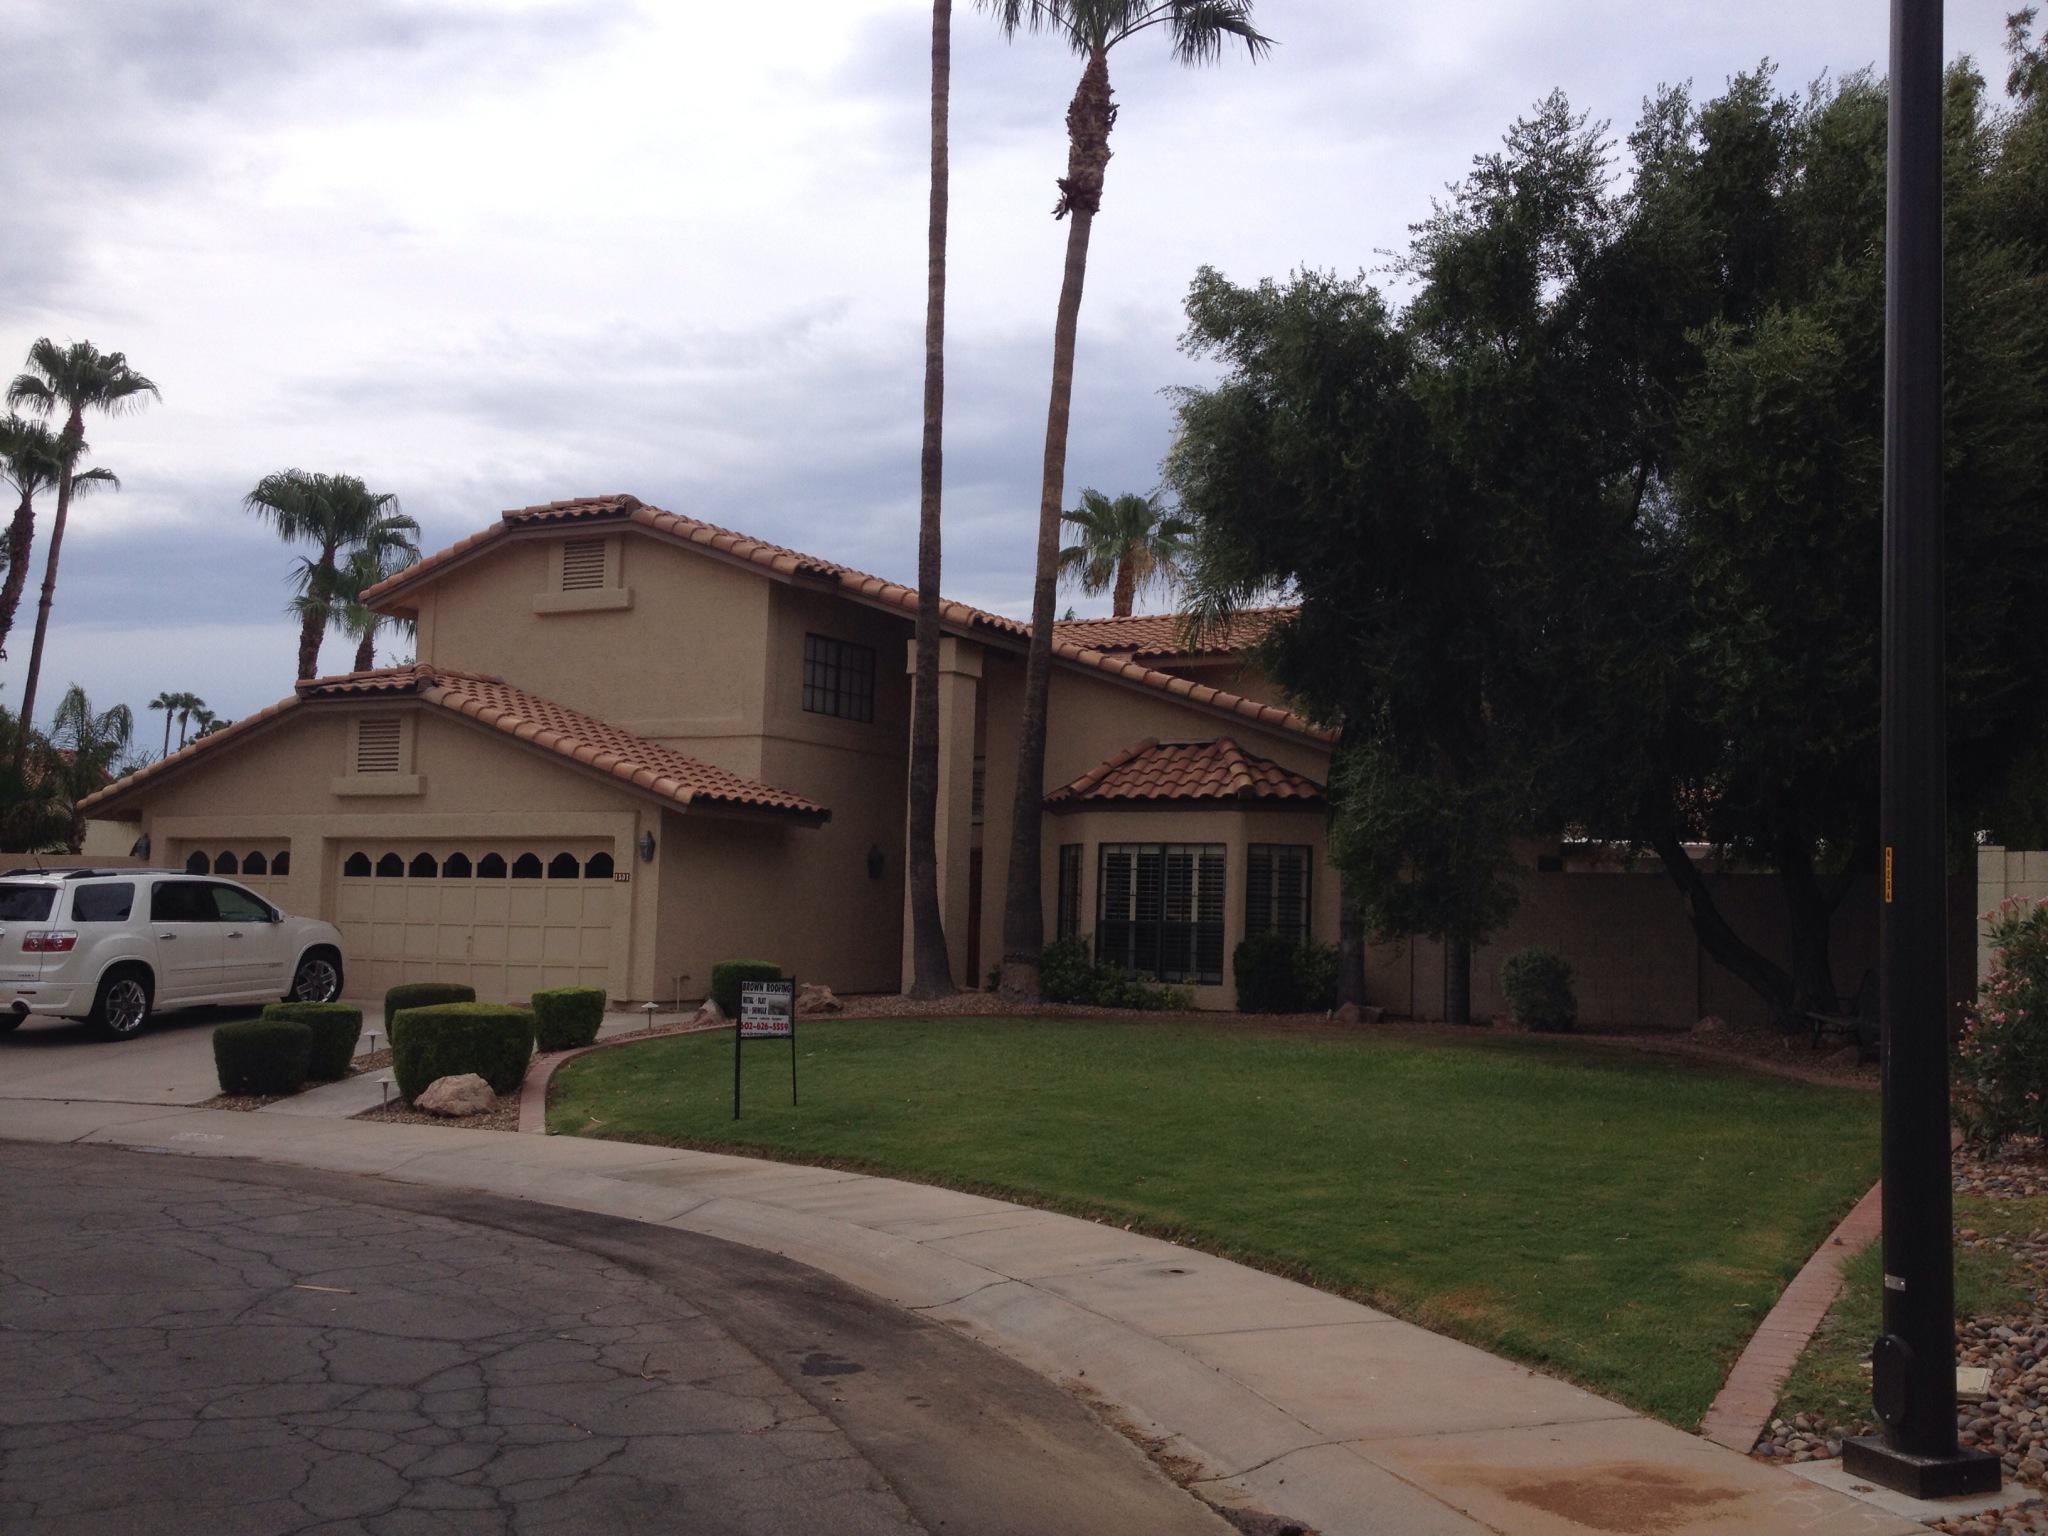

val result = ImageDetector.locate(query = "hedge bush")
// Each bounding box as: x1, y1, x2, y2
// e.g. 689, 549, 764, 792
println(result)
1501, 946, 1576, 1032
531, 986, 606, 1052
1038, 936, 1193, 1011
711, 960, 783, 1018
390, 1002, 535, 1101
213, 1018, 313, 1097
1233, 933, 1340, 1013
261, 1001, 363, 1080
1956, 898, 2048, 1147
384, 981, 477, 1019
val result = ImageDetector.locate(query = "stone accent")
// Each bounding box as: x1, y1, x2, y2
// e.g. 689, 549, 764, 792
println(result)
414, 1073, 495, 1117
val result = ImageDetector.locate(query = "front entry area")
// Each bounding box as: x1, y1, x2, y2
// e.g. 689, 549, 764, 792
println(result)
334, 841, 620, 1003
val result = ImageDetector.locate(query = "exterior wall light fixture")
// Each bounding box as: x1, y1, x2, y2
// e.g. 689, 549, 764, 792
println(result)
638, 831, 657, 863
130, 834, 151, 860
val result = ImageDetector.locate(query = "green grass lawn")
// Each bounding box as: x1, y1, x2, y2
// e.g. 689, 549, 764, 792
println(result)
1776, 1194, 2042, 1425
549, 1016, 1880, 1427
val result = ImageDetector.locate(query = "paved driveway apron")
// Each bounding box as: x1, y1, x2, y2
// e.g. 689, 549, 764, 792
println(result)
0, 1144, 1228, 1536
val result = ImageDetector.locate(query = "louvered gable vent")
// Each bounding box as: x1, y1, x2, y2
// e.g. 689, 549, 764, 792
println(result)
560, 538, 607, 591
355, 718, 402, 774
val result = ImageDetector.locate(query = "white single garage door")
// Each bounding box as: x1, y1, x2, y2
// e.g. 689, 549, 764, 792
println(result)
176, 845, 293, 906
335, 842, 620, 1004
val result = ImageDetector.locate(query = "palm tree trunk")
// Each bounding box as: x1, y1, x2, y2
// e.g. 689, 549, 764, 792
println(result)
354, 627, 376, 673
0, 489, 34, 660
11, 411, 82, 767
907, 0, 955, 999
298, 541, 337, 680
998, 48, 1114, 1003
1112, 545, 1137, 617
160, 714, 172, 759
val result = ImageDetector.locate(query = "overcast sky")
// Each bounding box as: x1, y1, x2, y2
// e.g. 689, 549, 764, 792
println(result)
0, 0, 2016, 741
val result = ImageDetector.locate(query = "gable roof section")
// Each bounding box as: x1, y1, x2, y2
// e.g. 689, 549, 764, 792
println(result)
1045, 737, 1325, 808
365, 495, 1337, 746
79, 664, 828, 822
1051, 607, 1295, 660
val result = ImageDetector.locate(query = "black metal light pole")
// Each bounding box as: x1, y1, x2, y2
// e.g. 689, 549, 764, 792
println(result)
1840, 0, 1999, 1499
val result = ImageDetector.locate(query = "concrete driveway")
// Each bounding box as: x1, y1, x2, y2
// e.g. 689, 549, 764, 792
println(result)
0, 1003, 275, 1107
0, 1143, 1231, 1536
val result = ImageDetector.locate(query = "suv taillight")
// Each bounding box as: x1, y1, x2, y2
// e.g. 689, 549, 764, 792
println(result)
22, 931, 77, 953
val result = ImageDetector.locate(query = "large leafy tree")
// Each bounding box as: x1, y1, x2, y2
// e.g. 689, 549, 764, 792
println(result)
46, 684, 133, 851
243, 470, 415, 680
908, 0, 956, 999
0, 416, 116, 663
1057, 488, 1191, 616
985, 0, 1270, 1000
5, 340, 157, 757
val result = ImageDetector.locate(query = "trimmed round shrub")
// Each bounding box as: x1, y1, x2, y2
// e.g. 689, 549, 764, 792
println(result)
710, 960, 783, 1019
262, 1001, 363, 1081
1501, 946, 1576, 1032
1233, 934, 1341, 1013
384, 981, 477, 1019
213, 1018, 313, 1097
390, 1002, 535, 1101
531, 986, 606, 1052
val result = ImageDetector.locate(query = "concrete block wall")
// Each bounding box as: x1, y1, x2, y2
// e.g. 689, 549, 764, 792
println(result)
1977, 846, 2048, 980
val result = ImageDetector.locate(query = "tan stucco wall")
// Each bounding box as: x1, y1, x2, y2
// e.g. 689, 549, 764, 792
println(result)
1978, 847, 2048, 981
414, 528, 776, 781
115, 703, 658, 1001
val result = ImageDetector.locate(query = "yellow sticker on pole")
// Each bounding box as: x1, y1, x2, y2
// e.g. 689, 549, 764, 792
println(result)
1884, 846, 1894, 903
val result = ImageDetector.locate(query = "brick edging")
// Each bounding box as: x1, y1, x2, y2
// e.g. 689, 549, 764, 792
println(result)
517, 1021, 727, 1134
1697, 1179, 1884, 1452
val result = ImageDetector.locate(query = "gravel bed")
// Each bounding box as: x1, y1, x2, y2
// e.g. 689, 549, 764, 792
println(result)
351, 1095, 520, 1132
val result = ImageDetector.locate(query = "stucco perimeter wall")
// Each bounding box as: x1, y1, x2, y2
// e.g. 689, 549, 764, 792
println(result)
1367, 863, 1974, 1030
412, 526, 776, 782
1978, 847, 2048, 980
973, 649, 1338, 996
119, 705, 659, 1001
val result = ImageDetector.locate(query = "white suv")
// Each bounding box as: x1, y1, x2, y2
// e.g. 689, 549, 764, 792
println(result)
0, 869, 346, 1039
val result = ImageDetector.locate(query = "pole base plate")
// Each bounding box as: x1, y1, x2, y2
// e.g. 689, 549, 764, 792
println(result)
1841, 1437, 2001, 1500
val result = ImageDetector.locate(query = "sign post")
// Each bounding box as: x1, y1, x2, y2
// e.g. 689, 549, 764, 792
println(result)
735, 978, 797, 1120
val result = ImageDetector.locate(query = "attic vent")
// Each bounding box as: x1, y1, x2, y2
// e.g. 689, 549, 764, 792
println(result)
355, 718, 402, 774
561, 538, 607, 591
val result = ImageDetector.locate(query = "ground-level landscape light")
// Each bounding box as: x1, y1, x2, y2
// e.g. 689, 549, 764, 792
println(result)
378, 1075, 393, 1108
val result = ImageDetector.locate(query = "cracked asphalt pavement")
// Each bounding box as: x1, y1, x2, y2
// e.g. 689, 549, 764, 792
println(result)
0, 1143, 1229, 1536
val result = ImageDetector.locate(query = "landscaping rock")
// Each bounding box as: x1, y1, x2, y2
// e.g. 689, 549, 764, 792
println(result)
689, 999, 726, 1029
1821, 1045, 1862, 1070
797, 983, 842, 1016
1693, 1014, 1730, 1037
1331, 1003, 1385, 1025
414, 1073, 495, 1117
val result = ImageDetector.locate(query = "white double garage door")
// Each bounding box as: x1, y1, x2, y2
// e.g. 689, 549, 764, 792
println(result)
336, 841, 619, 1005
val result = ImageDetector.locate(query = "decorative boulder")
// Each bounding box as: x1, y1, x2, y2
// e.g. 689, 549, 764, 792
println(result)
689, 998, 726, 1029
797, 983, 841, 1016
1331, 1002, 1385, 1026
1693, 1015, 1730, 1038
414, 1073, 495, 1117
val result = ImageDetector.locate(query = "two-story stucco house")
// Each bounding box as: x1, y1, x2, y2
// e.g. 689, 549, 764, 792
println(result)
80, 494, 1338, 1007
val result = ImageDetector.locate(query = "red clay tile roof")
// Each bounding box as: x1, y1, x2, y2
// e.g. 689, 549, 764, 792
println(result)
1045, 738, 1326, 807
79, 665, 828, 822
363, 495, 1337, 746
1051, 607, 1295, 659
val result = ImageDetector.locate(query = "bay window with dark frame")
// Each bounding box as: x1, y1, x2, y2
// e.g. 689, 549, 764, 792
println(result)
1056, 844, 1083, 939
1245, 843, 1313, 944
1095, 843, 1226, 985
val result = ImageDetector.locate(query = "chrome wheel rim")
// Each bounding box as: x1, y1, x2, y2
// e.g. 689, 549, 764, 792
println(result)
105, 979, 148, 1035
294, 957, 340, 1003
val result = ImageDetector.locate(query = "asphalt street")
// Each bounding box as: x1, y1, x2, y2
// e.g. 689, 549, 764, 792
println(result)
0, 1142, 1231, 1536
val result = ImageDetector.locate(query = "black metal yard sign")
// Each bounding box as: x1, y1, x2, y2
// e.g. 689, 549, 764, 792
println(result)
734, 978, 797, 1119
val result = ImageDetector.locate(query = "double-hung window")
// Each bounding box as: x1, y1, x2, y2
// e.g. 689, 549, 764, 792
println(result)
1246, 844, 1313, 944
1096, 843, 1226, 985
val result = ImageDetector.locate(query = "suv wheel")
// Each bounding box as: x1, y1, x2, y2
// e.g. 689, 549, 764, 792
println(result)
289, 950, 343, 1004
90, 968, 153, 1040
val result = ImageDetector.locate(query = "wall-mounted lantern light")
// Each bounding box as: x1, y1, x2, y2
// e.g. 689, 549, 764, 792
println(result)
130, 835, 150, 860
867, 845, 885, 881
638, 831, 657, 863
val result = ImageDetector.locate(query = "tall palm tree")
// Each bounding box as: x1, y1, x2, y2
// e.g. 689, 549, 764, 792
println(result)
0, 418, 118, 661
983, 0, 1270, 999
5, 340, 157, 757
335, 539, 420, 672
174, 692, 206, 748
1057, 488, 1192, 616
47, 683, 133, 851
147, 690, 181, 758
908, 0, 957, 999
243, 470, 414, 679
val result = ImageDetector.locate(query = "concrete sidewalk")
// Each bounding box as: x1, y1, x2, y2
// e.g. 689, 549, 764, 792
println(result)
0, 1092, 1918, 1536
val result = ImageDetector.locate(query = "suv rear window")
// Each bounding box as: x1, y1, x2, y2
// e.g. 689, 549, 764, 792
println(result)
0, 884, 56, 921
71, 883, 135, 923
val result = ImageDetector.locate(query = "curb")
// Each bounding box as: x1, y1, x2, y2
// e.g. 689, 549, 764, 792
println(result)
1698, 1178, 1883, 1452
518, 1019, 727, 1134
